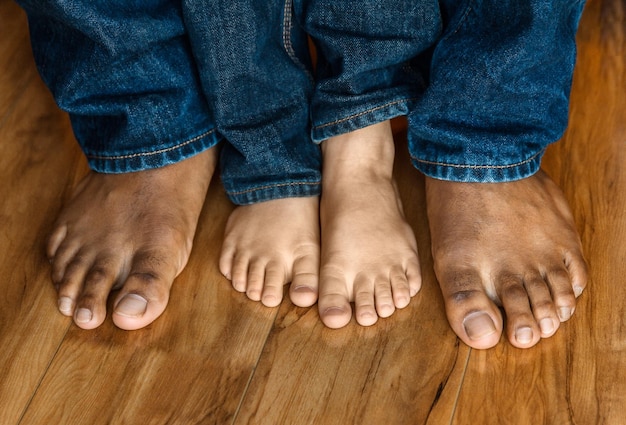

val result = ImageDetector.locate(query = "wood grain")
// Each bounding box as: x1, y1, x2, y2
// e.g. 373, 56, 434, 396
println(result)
1, 0, 624, 424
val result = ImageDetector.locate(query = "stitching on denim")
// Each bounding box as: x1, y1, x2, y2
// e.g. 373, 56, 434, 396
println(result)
86, 129, 216, 160
282, 0, 314, 82
228, 180, 321, 196
411, 149, 543, 170
313, 97, 416, 130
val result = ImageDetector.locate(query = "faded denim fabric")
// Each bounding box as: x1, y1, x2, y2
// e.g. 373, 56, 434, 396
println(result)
295, 0, 441, 142
293, 0, 585, 182
407, 0, 587, 182
186, 0, 322, 204
17, 0, 586, 203
17, 0, 221, 173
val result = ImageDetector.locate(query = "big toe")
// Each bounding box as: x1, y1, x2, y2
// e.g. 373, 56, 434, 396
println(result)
318, 278, 352, 329
289, 254, 319, 308
440, 272, 503, 349
112, 273, 171, 330
460, 311, 501, 349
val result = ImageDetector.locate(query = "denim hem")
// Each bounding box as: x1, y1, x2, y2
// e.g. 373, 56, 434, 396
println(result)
225, 181, 322, 205
411, 149, 545, 183
85, 128, 222, 173
311, 97, 415, 143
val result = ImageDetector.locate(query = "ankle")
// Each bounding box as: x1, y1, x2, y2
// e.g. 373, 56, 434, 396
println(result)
322, 122, 395, 181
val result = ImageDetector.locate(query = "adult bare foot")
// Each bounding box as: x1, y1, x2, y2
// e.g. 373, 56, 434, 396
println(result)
426, 170, 588, 349
219, 196, 320, 308
318, 121, 422, 328
47, 148, 217, 330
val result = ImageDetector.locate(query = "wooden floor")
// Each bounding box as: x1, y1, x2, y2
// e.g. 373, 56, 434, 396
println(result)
1, 1, 624, 423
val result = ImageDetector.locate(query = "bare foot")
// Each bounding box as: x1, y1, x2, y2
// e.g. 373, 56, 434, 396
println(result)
318, 121, 422, 328
47, 148, 217, 330
426, 170, 588, 349
219, 196, 320, 308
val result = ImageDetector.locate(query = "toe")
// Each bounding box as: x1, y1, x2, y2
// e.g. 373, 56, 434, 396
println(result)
73, 266, 117, 330
50, 240, 82, 284
439, 270, 503, 349
318, 273, 352, 329
565, 251, 588, 298
524, 274, 560, 338
218, 243, 235, 280
545, 267, 577, 322
354, 277, 378, 326
289, 253, 319, 308
245, 259, 266, 302
261, 261, 285, 308
230, 254, 249, 293
389, 266, 411, 309
498, 273, 541, 348
55, 252, 93, 318
112, 273, 170, 330
46, 223, 68, 260
111, 252, 176, 330
374, 277, 396, 318
406, 258, 422, 298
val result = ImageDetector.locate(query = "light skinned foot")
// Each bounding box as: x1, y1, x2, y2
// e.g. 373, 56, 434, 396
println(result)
425, 170, 588, 349
219, 196, 320, 308
47, 147, 218, 330
318, 121, 422, 328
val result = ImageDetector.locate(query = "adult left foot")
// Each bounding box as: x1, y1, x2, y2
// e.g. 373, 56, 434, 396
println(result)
219, 196, 320, 308
426, 170, 588, 349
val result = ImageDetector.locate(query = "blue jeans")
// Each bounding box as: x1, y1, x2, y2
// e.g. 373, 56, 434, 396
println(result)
17, 0, 585, 204
297, 0, 585, 182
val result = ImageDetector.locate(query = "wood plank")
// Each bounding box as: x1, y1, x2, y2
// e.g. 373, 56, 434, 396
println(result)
0, 1, 37, 122
0, 56, 84, 425
447, 0, 626, 423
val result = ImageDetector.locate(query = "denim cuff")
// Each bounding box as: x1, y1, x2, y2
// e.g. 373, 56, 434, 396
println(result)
311, 97, 414, 143
411, 149, 545, 183
225, 180, 322, 205
85, 128, 222, 173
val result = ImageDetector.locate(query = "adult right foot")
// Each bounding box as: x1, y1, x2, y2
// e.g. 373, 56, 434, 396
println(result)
425, 171, 588, 349
47, 147, 217, 330
318, 121, 422, 328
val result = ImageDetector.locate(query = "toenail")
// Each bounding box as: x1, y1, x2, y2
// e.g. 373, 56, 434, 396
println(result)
360, 310, 375, 318
515, 327, 533, 344
558, 307, 573, 322
58, 297, 73, 315
574, 286, 584, 297
539, 318, 555, 335
292, 285, 314, 294
324, 306, 347, 316
395, 296, 409, 306
463, 312, 497, 341
115, 294, 148, 318
75, 308, 92, 323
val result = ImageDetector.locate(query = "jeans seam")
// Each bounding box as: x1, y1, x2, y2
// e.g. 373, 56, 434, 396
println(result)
282, 0, 314, 82
411, 149, 543, 169
313, 97, 416, 130
85, 129, 216, 160
435, 1, 473, 71
227, 180, 321, 196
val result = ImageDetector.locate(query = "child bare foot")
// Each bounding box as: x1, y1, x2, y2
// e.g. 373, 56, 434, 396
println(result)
219, 196, 320, 308
425, 170, 588, 349
318, 121, 422, 328
47, 148, 218, 330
